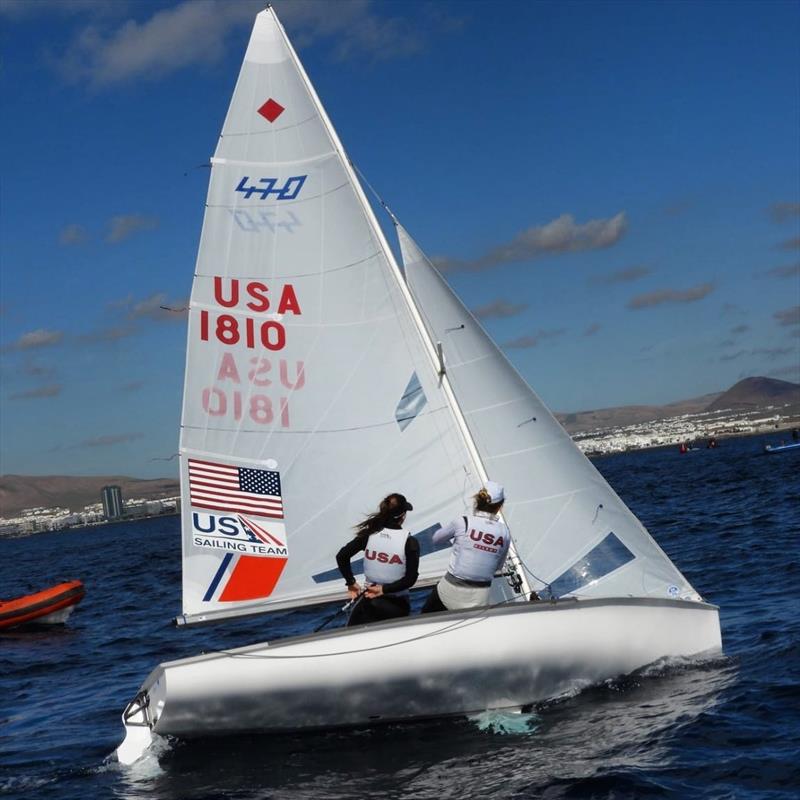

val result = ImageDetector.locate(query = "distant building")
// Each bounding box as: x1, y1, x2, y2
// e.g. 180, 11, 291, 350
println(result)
101, 486, 124, 520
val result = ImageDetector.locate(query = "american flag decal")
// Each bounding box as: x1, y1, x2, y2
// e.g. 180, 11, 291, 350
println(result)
188, 459, 283, 519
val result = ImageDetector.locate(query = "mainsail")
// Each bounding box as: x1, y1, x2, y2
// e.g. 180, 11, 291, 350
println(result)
399, 225, 700, 602
178, 10, 483, 623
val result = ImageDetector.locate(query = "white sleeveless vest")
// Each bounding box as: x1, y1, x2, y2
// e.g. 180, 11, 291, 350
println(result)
448, 513, 510, 583
363, 528, 408, 586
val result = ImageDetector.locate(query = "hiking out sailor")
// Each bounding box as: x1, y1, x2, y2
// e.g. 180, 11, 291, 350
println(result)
335, 493, 419, 626
421, 481, 510, 613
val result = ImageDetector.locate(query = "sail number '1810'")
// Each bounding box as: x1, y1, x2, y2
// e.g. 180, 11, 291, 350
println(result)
199, 278, 301, 350
199, 277, 305, 428
199, 312, 286, 350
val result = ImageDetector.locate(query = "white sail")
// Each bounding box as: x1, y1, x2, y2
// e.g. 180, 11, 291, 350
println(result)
179, 10, 482, 623
399, 224, 699, 602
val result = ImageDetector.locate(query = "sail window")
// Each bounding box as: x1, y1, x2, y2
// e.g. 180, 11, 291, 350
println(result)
549, 532, 635, 597
395, 372, 427, 431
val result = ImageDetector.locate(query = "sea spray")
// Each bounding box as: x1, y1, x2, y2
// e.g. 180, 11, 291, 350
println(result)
469, 709, 541, 735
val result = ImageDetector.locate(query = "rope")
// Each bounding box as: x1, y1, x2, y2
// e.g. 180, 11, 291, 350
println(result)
512, 552, 555, 600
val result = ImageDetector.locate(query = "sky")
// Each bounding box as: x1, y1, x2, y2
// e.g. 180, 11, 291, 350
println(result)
1, 0, 798, 479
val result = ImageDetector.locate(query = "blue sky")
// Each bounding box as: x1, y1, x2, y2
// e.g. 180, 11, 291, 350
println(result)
1, 0, 798, 479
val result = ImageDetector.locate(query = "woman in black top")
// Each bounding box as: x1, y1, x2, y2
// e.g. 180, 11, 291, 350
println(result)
336, 493, 420, 626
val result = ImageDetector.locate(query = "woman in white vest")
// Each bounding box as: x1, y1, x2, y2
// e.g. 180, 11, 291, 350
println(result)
336, 493, 419, 626
420, 481, 510, 613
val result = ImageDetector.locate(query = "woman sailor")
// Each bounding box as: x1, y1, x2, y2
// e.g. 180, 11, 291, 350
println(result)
336, 493, 420, 626
421, 481, 510, 613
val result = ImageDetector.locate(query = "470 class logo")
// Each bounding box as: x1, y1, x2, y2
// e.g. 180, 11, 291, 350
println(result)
235, 175, 307, 200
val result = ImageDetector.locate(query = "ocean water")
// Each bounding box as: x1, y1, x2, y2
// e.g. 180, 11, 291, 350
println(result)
1, 433, 798, 799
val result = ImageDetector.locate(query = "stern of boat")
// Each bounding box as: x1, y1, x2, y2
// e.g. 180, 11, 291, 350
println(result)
117, 691, 153, 765
116, 666, 169, 765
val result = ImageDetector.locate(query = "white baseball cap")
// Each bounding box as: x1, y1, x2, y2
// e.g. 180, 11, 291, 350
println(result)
485, 480, 504, 503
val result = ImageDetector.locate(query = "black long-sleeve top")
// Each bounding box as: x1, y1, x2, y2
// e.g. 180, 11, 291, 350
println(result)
335, 534, 420, 595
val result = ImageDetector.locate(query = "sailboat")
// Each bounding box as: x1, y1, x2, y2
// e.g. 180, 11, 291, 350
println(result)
117, 8, 721, 765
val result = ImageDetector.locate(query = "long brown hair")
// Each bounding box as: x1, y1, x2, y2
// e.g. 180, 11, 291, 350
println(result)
473, 488, 504, 515
354, 493, 409, 537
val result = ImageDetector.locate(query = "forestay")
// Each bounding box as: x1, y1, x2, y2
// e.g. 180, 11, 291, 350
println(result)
399, 224, 700, 602
179, 10, 481, 624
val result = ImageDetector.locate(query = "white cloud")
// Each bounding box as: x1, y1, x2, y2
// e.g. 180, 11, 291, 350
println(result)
59, 223, 89, 245
583, 322, 601, 337
768, 201, 800, 223
41, 0, 434, 88
10, 384, 62, 399
106, 214, 158, 243
774, 305, 800, 327
58, 1, 260, 87
590, 265, 650, 286
5, 328, 64, 351
503, 328, 566, 349
472, 299, 528, 320
436, 212, 627, 272
627, 282, 715, 310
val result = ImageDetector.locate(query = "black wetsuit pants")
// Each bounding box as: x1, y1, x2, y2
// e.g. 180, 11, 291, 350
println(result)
347, 594, 409, 626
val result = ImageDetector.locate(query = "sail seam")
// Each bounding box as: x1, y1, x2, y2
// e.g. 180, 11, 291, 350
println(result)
462, 396, 528, 415
507, 487, 593, 506
486, 440, 565, 460
443, 353, 493, 369
207, 179, 350, 207
222, 111, 319, 137
194, 250, 384, 280
185, 306, 399, 328
211, 151, 336, 167
181, 404, 452, 435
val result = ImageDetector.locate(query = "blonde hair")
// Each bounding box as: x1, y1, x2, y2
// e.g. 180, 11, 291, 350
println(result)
474, 488, 504, 514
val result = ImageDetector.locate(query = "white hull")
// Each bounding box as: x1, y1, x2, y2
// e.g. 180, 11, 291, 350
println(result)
118, 597, 721, 764
36, 605, 75, 625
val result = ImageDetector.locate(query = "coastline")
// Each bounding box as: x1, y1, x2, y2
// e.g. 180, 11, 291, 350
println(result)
586, 421, 800, 459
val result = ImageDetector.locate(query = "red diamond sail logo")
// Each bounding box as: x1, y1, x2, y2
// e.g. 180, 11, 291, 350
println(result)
258, 98, 285, 123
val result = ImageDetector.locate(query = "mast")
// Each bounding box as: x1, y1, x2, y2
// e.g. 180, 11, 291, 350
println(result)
271, 9, 532, 599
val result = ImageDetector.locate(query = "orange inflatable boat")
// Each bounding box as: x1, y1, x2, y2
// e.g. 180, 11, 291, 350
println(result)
0, 580, 85, 629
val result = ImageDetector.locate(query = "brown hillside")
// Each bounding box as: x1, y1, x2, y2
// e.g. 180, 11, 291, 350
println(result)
557, 392, 720, 434
0, 475, 180, 518
705, 377, 800, 412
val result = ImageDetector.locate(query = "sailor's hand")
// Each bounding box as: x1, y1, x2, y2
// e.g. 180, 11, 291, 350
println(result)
347, 582, 362, 600
365, 583, 383, 599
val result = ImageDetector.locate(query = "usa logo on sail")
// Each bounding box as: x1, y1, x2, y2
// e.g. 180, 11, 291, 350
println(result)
188, 459, 283, 519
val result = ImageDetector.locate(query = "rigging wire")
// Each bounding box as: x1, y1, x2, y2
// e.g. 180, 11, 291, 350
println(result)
350, 160, 398, 225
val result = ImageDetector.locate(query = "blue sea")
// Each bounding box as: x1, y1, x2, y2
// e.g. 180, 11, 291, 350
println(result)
2, 434, 799, 799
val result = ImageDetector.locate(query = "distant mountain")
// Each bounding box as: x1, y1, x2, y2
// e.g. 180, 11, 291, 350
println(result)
557, 376, 800, 435
0, 475, 179, 518
556, 393, 721, 434
704, 377, 800, 412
